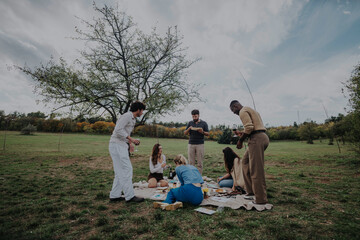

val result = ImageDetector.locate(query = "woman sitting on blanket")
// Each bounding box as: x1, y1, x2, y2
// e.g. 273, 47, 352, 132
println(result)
148, 143, 169, 188
162, 154, 204, 205
217, 147, 246, 193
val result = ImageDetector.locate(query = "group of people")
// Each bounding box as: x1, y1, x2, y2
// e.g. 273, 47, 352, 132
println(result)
108, 100, 269, 206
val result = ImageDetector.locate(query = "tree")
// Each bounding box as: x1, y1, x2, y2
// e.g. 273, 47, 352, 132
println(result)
298, 120, 319, 144
0, 110, 5, 130
18, 4, 201, 124
343, 63, 360, 153
27, 111, 47, 119
21, 124, 37, 135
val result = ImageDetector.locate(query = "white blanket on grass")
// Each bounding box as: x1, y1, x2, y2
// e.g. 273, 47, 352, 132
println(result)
133, 185, 273, 212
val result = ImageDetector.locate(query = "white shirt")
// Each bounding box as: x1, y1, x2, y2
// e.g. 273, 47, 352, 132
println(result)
109, 112, 136, 144
149, 154, 166, 174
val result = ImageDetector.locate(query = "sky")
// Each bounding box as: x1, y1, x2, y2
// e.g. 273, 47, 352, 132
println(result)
0, 0, 359, 127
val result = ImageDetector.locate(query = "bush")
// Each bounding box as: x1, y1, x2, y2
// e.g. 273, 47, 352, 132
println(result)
298, 121, 319, 144
134, 124, 188, 139
21, 124, 37, 135
217, 128, 233, 144
209, 129, 223, 141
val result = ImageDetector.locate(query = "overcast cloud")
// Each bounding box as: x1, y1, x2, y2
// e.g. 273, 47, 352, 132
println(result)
0, 0, 359, 127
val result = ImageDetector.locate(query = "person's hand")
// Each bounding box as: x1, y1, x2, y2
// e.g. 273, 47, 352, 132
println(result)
132, 138, 140, 145
233, 129, 240, 136
217, 177, 222, 183
129, 143, 135, 152
237, 131, 244, 138
236, 139, 243, 149
161, 163, 166, 168
197, 128, 204, 134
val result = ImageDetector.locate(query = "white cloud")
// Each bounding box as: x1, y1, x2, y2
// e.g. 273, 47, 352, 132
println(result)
257, 53, 357, 125
0, 0, 359, 129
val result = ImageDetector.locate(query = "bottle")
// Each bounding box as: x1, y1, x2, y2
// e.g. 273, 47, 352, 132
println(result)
169, 167, 175, 179
216, 205, 224, 213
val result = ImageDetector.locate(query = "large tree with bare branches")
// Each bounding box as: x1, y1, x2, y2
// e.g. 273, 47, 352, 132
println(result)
18, 4, 201, 123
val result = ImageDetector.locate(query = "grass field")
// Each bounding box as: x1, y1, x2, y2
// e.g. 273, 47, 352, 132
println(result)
0, 131, 359, 240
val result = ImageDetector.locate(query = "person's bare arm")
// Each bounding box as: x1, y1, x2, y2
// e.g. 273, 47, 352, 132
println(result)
197, 128, 209, 136
184, 126, 192, 135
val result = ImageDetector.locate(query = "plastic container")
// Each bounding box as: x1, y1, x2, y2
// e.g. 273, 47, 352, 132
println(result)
216, 206, 224, 213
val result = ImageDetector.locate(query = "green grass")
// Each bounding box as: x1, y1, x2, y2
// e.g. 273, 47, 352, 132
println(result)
0, 131, 359, 239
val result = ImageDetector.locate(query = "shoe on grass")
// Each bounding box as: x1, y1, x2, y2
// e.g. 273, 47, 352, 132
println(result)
165, 201, 183, 211
126, 196, 144, 203
154, 201, 183, 211
109, 197, 125, 202
153, 202, 169, 209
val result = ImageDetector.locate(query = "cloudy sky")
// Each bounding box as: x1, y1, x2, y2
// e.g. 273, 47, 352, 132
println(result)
1, 0, 359, 127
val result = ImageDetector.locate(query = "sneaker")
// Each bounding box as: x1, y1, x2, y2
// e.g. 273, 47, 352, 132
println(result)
165, 202, 183, 211
244, 195, 254, 200
251, 200, 267, 205
126, 196, 144, 203
153, 201, 183, 211
109, 197, 125, 202
153, 202, 169, 209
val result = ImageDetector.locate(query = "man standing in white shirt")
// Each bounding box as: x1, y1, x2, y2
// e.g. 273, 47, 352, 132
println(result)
109, 101, 146, 203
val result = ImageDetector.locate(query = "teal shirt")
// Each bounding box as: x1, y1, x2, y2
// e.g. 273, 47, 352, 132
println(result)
175, 165, 204, 185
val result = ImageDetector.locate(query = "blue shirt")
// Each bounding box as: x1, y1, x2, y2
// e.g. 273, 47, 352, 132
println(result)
186, 120, 209, 144
175, 165, 204, 185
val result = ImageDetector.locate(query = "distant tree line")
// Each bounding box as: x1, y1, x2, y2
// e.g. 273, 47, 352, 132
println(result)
0, 110, 355, 145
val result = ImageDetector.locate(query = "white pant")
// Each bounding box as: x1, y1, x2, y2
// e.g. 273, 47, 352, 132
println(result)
109, 142, 134, 201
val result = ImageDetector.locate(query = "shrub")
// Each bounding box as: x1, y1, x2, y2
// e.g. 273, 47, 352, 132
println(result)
92, 121, 114, 134
134, 124, 188, 139
21, 124, 37, 135
298, 121, 319, 144
209, 129, 223, 141
217, 128, 233, 144
77, 122, 90, 132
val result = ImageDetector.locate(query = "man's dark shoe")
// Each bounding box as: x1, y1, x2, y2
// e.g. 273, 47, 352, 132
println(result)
126, 196, 144, 203
109, 197, 125, 202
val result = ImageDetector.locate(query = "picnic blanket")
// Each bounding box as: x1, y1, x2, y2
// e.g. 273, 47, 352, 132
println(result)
132, 181, 273, 212
200, 195, 273, 211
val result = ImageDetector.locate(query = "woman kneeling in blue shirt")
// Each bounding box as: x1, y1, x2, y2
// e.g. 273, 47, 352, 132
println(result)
163, 154, 204, 205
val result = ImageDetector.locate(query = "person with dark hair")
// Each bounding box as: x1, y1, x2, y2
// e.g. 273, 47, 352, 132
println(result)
130, 101, 146, 112
229, 100, 269, 204
109, 101, 146, 203
184, 109, 209, 174
147, 144, 168, 188
217, 147, 245, 193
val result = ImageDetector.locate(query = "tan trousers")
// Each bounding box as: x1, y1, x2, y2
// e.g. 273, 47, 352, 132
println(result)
188, 144, 204, 174
242, 132, 269, 203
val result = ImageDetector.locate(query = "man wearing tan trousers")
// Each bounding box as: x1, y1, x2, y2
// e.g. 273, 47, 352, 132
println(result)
184, 109, 209, 174
230, 100, 269, 204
